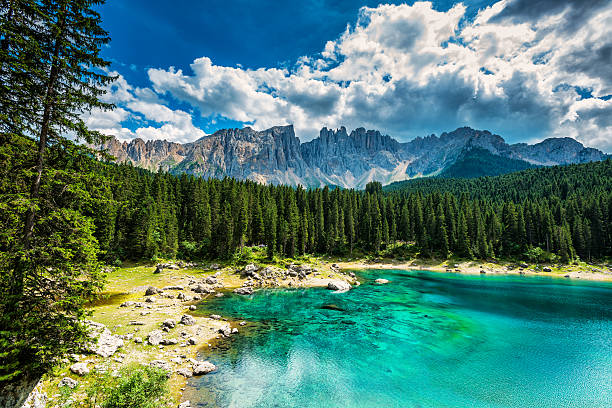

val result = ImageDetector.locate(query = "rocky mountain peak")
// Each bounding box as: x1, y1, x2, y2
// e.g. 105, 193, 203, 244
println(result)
100, 124, 608, 188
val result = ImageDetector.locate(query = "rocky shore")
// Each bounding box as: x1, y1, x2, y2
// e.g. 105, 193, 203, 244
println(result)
33, 260, 355, 408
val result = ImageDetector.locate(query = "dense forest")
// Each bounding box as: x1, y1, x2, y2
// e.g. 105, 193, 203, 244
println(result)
6, 135, 609, 266
95, 157, 612, 263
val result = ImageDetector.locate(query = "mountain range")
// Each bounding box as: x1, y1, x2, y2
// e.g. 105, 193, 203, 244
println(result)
100, 125, 609, 188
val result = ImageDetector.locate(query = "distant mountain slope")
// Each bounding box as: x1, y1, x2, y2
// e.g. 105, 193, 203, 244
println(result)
439, 147, 537, 178
384, 159, 612, 201
99, 125, 609, 188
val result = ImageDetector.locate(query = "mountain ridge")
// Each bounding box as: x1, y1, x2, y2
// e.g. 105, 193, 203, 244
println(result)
99, 125, 609, 188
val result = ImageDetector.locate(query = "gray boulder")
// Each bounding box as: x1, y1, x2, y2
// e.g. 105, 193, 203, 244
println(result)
176, 367, 193, 378
327, 280, 351, 292
59, 377, 78, 389
243, 263, 259, 276
218, 325, 232, 336
85, 320, 124, 358
180, 314, 196, 326
192, 361, 216, 375
147, 330, 164, 346
192, 284, 215, 294
233, 287, 253, 295
145, 286, 162, 296
69, 363, 89, 376
161, 319, 176, 329
149, 360, 171, 373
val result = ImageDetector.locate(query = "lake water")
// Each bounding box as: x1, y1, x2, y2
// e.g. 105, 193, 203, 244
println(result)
187, 270, 612, 407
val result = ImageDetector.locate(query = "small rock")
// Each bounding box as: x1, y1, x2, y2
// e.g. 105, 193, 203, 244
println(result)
160, 338, 178, 345
218, 325, 232, 336
192, 284, 215, 294
176, 367, 193, 378
189, 305, 197, 311
187, 337, 197, 345
163, 286, 184, 291
239, 321, 247, 326
180, 314, 196, 326
161, 319, 176, 329
243, 263, 260, 276
375, 279, 389, 284
70, 362, 89, 376
178, 401, 192, 408
147, 330, 164, 346
145, 286, 162, 296
59, 377, 78, 389
149, 360, 171, 373
210, 314, 222, 320
327, 280, 351, 292
192, 361, 216, 375
134, 337, 143, 344
233, 287, 253, 295
543, 267, 552, 272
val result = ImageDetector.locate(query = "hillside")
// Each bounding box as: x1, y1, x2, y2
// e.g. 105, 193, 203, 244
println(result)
384, 159, 612, 201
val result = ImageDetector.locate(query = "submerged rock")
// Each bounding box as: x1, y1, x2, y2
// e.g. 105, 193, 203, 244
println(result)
375, 279, 389, 284
321, 304, 346, 312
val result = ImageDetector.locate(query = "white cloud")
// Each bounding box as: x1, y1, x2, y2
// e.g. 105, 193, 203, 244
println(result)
86, 1, 612, 151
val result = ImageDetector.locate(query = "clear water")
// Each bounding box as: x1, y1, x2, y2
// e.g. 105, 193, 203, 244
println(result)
187, 270, 612, 407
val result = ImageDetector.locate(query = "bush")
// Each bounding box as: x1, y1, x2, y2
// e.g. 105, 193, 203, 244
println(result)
85, 365, 170, 408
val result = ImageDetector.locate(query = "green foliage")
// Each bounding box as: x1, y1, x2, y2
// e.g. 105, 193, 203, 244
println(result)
84, 365, 170, 408
440, 147, 537, 178
0, 0, 112, 383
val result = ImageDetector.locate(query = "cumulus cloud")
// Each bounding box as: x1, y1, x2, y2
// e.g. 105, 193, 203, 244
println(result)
86, 71, 205, 143
87, 1, 612, 151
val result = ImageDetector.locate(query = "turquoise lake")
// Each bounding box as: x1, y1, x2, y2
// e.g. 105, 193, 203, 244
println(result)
188, 270, 612, 407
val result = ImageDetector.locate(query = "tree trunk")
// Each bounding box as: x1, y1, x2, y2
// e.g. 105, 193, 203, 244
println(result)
22, 9, 64, 249
14, 7, 65, 302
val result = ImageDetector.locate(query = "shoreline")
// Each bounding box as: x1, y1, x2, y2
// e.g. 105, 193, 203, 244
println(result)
335, 259, 612, 282
37, 260, 353, 408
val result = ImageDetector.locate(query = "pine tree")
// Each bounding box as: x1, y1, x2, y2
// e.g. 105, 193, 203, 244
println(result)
0, 0, 113, 382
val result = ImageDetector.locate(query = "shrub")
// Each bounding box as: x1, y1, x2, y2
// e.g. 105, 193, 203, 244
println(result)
85, 365, 170, 408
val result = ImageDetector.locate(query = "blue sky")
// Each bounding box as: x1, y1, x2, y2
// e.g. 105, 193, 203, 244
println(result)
89, 0, 612, 151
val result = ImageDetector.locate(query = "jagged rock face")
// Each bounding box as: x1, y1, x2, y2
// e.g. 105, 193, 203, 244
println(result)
100, 125, 609, 188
